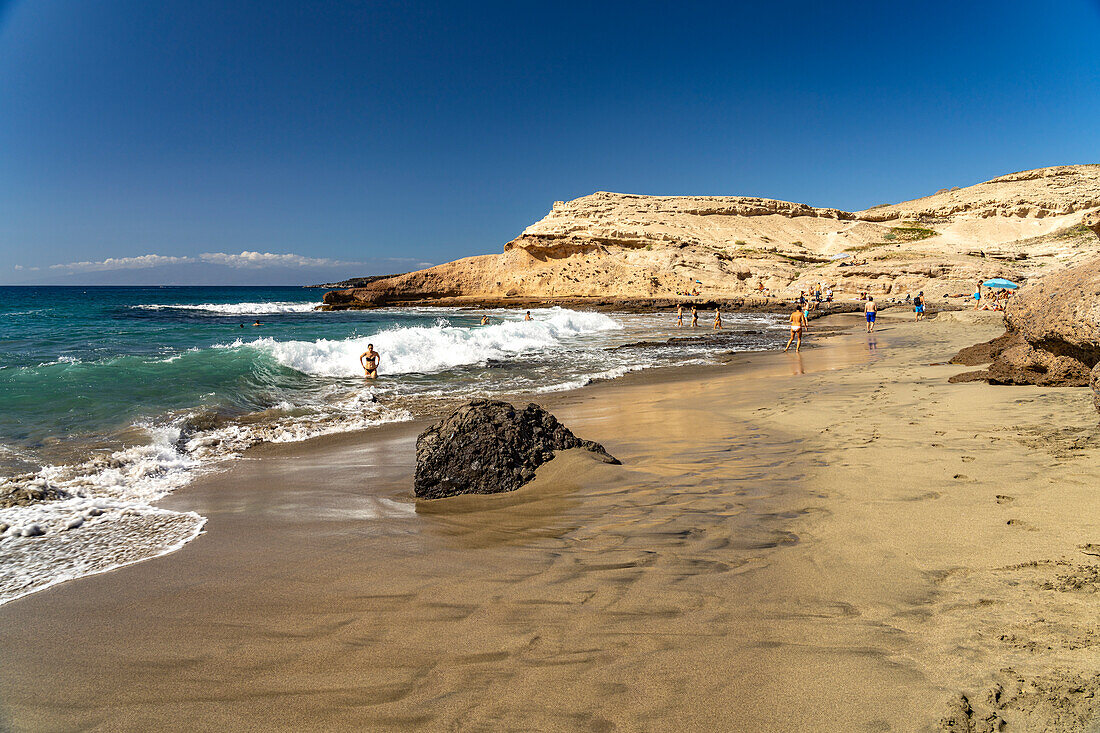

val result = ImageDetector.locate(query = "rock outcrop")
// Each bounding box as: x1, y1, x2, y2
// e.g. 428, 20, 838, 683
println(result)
414, 400, 619, 500
325, 165, 1100, 308
950, 256, 1100, 392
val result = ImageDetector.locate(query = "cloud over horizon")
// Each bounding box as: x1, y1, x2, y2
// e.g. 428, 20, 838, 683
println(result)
45, 251, 364, 273
12, 251, 434, 285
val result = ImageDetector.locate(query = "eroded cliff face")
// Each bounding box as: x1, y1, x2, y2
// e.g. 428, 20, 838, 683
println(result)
325, 165, 1100, 308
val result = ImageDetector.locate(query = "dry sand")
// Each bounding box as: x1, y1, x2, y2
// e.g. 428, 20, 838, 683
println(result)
1, 312, 1099, 731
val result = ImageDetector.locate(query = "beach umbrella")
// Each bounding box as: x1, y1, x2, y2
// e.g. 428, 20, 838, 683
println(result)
830, 253, 851, 260
982, 278, 1018, 289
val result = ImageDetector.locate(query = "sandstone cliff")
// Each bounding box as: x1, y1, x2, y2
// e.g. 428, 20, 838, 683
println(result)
325, 164, 1100, 308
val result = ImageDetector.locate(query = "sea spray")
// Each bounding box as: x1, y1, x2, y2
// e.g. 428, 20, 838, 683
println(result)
226, 307, 622, 377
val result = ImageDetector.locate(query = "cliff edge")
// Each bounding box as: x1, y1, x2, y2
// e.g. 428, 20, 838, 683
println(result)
324, 164, 1100, 308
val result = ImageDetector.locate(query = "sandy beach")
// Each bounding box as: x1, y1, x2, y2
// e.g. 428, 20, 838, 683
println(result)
2, 310, 1098, 731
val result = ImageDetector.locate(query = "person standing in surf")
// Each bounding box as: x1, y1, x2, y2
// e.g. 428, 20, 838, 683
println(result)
359, 344, 380, 379
676, 304, 684, 327
713, 307, 722, 330
690, 306, 699, 328
865, 296, 878, 332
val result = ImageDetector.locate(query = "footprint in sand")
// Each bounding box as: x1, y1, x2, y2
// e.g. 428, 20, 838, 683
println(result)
1006, 518, 1038, 531
996, 495, 1015, 505
1079, 543, 1100, 557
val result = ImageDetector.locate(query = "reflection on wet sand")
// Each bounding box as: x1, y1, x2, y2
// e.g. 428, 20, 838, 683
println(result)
0, 318, 921, 731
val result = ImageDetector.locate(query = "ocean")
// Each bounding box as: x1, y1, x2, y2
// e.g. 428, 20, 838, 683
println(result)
0, 286, 786, 603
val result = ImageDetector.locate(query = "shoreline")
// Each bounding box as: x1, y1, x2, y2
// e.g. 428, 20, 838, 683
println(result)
2, 310, 1098, 730
317, 293, 970, 315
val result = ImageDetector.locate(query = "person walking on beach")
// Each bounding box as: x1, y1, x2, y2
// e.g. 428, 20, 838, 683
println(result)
914, 291, 926, 321
973, 281, 982, 310
690, 306, 698, 328
713, 308, 722, 330
785, 306, 807, 352
676, 304, 684, 327
865, 296, 878, 332
360, 344, 380, 379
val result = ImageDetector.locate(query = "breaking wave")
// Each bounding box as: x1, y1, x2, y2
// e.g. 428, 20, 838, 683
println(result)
223, 307, 622, 377
134, 301, 321, 314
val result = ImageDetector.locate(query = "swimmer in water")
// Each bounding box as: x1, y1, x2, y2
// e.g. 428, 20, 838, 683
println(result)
480, 315, 490, 325
359, 343, 380, 379
524, 311, 533, 321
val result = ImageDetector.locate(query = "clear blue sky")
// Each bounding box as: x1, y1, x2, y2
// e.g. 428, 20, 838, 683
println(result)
2, 0, 1098, 284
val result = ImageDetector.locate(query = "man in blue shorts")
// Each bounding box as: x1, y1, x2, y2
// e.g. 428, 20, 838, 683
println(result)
914, 291, 925, 321
865, 296, 877, 332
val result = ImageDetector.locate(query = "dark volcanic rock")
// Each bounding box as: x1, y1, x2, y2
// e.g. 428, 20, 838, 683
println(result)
414, 399, 619, 499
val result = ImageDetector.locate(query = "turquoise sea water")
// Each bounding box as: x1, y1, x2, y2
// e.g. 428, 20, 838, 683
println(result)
0, 286, 785, 603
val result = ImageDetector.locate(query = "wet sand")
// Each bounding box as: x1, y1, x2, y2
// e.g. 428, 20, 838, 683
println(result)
2, 312, 1099, 731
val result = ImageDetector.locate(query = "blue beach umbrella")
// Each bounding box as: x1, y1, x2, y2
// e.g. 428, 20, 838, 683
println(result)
982, 278, 1018, 289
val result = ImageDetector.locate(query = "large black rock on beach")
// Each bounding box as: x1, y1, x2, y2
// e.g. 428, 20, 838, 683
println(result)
414, 399, 619, 499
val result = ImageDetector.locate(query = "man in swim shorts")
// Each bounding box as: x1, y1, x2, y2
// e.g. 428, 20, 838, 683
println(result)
785, 306, 807, 352
359, 343, 380, 379
676, 304, 683, 327
914, 291, 925, 321
713, 307, 722, 330
865, 296, 877, 332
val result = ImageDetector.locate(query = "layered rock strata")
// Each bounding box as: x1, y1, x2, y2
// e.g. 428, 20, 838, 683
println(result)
324, 165, 1100, 308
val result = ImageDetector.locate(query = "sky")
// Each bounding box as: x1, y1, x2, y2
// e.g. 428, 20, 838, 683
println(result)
1, 0, 1098, 285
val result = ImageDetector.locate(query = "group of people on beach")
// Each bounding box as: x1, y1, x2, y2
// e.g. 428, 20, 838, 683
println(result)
675, 304, 722, 329
974, 284, 1013, 311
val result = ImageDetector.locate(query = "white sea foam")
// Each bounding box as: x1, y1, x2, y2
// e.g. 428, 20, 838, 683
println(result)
134, 301, 321, 314
0, 401, 411, 605
222, 307, 621, 377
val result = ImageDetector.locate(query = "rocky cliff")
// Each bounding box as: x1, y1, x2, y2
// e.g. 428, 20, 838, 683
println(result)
325, 164, 1100, 308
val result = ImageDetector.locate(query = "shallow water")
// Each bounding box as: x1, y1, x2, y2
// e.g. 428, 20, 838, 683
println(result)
0, 286, 786, 603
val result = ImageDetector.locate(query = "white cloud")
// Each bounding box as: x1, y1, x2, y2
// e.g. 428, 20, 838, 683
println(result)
197, 251, 356, 268
50, 254, 194, 272
46, 251, 362, 272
